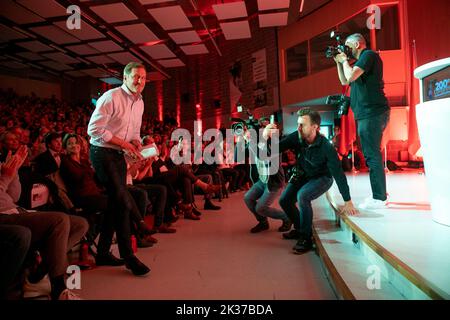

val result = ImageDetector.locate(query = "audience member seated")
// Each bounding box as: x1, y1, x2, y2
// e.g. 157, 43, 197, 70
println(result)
0, 224, 31, 299
0, 145, 88, 300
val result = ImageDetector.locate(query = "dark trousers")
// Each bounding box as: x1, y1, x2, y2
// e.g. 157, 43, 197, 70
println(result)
0, 224, 31, 299
0, 212, 88, 278
357, 111, 389, 201
89, 145, 135, 259
279, 176, 333, 239
134, 184, 167, 227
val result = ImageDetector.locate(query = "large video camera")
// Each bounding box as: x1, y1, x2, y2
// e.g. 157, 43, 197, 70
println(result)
326, 94, 351, 118
231, 104, 260, 136
325, 31, 352, 59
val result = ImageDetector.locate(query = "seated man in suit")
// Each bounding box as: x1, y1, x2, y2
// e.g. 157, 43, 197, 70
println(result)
33, 132, 75, 213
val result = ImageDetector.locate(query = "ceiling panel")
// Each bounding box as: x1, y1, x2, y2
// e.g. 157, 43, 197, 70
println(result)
138, 0, 176, 4
212, 2, 248, 20
53, 21, 105, 41
89, 40, 123, 53
39, 60, 73, 71
168, 30, 201, 44
66, 44, 100, 55
259, 12, 288, 27
0, 0, 45, 24
220, 21, 251, 40
115, 24, 159, 44
0, 24, 28, 42
108, 52, 141, 65
157, 58, 185, 68
0, 61, 28, 69
81, 68, 112, 78
17, 0, 66, 18
43, 52, 79, 64
180, 44, 209, 55
90, 3, 138, 23
29, 25, 80, 44
140, 44, 176, 59
100, 77, 122, 85
16, 41, 52, 52
65, 70, 88, 77
86, 55, 116, 64
257, 0, 290, 11
16, 51, 43, 61
148, 6, 192, 30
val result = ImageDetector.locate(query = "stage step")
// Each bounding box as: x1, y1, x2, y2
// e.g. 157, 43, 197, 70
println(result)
312, 196, 407, 299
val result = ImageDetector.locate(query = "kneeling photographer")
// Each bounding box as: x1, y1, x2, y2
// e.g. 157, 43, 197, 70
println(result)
234, 113, 292, 234
264, 108, 357, 254
333, 33, 390, 210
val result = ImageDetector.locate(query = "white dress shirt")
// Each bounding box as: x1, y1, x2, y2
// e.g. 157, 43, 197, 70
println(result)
88, 84, 144, 150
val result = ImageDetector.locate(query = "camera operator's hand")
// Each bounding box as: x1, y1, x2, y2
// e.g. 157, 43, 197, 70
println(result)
263, 124, 277, 140
334, 52, 348, 64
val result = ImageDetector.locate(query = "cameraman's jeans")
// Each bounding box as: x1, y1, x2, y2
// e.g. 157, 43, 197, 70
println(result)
89, 145, 134, 260
279, 176, 333, 239
244, 180, 288, 222
357, 110, 389, 201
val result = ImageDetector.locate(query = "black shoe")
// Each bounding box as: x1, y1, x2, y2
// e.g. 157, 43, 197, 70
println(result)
250, 221, 269, 233
292, 239, 313, 254
125, 256, 150, 276
278, 219, 293, 232
136, 235, 154, 248
192, 207, 202, 216
96, 252, 125, 266
138, 220, 156, 236
282, 229, 302, 240
204, 199, 221, 210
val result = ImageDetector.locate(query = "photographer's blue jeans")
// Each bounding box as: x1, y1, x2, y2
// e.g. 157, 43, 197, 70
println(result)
90, 145, 134, 259
357, 110, 389, 201
244, 180, 287, 222
279, 176, 333, 238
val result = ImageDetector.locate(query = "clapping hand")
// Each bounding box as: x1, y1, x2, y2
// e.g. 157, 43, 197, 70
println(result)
1, 145, 28, 177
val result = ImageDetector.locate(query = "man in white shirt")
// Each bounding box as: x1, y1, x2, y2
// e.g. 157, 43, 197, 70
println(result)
88, 62, 150, 276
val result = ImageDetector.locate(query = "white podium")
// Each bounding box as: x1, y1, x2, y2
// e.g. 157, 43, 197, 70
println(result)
414, 57, 450, 226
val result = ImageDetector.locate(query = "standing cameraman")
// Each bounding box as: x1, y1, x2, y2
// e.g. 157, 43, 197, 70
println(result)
334, 33, 390, 210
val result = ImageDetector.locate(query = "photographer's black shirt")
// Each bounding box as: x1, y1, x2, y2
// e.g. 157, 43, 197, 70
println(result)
279, 132, 351, 201
350, 48, 389, 120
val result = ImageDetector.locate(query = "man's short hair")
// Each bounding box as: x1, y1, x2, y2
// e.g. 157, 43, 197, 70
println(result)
297, 108, 321, 126
44, 132, 61, 147
346, 33, 367, 46
124, 62, 145, 76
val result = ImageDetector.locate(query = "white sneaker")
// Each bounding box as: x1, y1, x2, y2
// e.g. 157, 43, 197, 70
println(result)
358, 198, 387, 210
23, 274, 51, 299
58, 289, 82, 300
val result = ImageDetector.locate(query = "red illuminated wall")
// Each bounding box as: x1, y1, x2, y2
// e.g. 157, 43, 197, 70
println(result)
278, 0, 450, 160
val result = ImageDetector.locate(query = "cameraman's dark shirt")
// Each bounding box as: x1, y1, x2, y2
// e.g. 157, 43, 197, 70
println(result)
350, 49, 389, 120
278, 132, 351, 201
